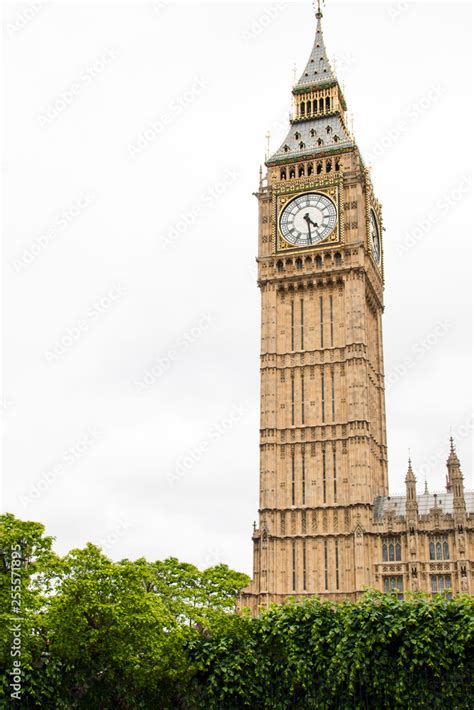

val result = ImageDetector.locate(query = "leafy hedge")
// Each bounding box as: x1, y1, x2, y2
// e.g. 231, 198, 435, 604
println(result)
188, 593, 474, 709
1, 514, 473, 708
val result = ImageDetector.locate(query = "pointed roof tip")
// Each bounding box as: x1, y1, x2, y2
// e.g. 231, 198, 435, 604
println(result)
447, 436, 460, 466
295, 0, 335, 90
424, 479, 429, 495
405, 457, 416, 482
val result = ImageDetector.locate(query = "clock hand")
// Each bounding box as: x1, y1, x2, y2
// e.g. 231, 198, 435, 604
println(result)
303, 213, 313, 244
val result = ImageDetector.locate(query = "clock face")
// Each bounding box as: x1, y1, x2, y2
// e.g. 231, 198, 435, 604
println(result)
370, 209, 381, 265
279, 192, 337, 247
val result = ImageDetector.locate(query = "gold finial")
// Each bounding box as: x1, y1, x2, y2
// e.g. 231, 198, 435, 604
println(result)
314, 0, 323, 20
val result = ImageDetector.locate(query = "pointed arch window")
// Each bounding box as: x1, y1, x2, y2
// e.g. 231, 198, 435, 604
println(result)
299, 142, 306, 150
289, 167, 296, 179
283, 145, 290, 153
382, 537, 402, 562
295, 132, 301, 140
319, 98, 324, 112
333, 135, 339, 143
429, 536, 449, 560
298, 165, 305, 177
300, 103, 305, 116
307, 163, 313, 176
310, 128, 316, 138
316, 161, 323, 174
280, 168, 287, 180
326, 97, 330, 110
326, 125, 332, 134
313, 100, 318, 113
317, 138, 323, 147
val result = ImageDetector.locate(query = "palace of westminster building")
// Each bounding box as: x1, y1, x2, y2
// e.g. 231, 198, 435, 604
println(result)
238, 4, 473, 613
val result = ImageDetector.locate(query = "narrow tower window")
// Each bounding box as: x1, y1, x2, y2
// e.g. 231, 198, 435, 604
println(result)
300, 298, 304, 349
291, 373, 295, 426
324, 540, 328, 590
335, 539, 340, 590
326, 96, 331, 111
292, 541, 296, 591
329, 294, 334, 346
291, 300, 295, 351
333, 446, 337, 502
322, 445, 327, 503
291, 448, 296, 506
301, 371, 305, 425
319, 98, 324, 112
302, 446, 306, 505
303, 540, 307, 591
321, 370, 325, 423
331, 368, 335, 421
319, 296, 324, 347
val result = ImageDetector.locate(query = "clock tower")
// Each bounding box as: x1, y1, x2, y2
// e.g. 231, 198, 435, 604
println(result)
239, 3, 388, 609
239, 1, 473, 614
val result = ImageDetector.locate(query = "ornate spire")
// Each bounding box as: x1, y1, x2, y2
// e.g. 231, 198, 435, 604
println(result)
405, 458, 418, 518
405, 457, 416, 482
445, 438, 466, 518
296, 3, 335, 89
267, 2, 352, 165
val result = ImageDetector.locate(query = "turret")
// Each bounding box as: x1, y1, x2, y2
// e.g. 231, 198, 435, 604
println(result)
446, 438, 466, 521
405, 458, 418, 525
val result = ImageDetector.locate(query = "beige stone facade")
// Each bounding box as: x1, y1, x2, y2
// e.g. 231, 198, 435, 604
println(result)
238, 8, 473, 614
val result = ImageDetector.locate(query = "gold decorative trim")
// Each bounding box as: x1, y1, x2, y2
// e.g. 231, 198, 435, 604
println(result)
273, 177, 343, 256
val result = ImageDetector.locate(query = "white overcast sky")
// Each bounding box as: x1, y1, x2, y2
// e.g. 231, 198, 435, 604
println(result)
1, 1, 472, 574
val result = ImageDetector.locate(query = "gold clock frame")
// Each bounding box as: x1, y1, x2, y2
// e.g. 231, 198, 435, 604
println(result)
272, 176, 343, 256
